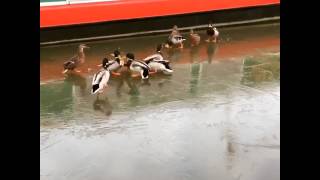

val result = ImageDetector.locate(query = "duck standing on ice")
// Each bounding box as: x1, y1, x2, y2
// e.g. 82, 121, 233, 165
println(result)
144, 44, 173, 75
206, 22, 219, 43
165, 25, 186, 49
63, 44, 89, 73
98, 49, 124, 76
125, 53, 150, 79
91, 57, 111, 95
189, 29, 201, 46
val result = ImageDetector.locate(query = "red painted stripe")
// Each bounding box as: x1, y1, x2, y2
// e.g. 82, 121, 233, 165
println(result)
40, 0, 280, 28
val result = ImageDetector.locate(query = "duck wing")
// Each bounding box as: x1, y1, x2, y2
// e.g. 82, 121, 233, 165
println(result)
213, 28, 219, 36
69, 55, 78, 61
169, 35, 186, 44
144, 54, 164, 64
173, 35, 186, 40
92, 70, 110, 94
163, 61, 172, 70
104, 60, 119, 70
63, 60, 76, 70
134, 60, 150, 70
63, 55, 79, 69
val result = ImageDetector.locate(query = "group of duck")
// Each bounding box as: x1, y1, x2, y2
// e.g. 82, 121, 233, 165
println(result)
62, 23, 219, 95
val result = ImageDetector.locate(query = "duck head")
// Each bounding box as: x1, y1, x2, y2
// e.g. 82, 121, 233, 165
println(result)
173, 25, 178, 30
102, 57, 109, 68
125, 53, 135, 66
111, 49, 121, 57
208, 21, 214, 27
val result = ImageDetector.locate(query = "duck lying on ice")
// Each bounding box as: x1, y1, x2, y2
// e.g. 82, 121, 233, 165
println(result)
143, 44, 173, 75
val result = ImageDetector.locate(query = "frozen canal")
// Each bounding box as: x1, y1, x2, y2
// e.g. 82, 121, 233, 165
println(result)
40, 23, 280, 180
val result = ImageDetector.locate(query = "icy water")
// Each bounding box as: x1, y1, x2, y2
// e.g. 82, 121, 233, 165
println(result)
40, 23, 280, 180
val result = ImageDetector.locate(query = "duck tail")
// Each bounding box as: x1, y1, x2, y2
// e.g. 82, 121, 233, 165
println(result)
163, 62, 172, 70
163, 69, 173, 75
144, 58, 153, 64
141, 69, 149, 79
164, 66, 173, 74
63, 62, 69, 69
92, 84, 100, 94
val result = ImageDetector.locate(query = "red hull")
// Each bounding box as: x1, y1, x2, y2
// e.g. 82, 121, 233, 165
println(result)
40, 0, 280, 28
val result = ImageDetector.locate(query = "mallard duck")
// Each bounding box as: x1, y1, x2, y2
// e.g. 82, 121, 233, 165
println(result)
63, 44, 89, 73
105, 50, 124, 72
189, 29, 201, 46
144, 44, 173, 74
171, 25, 180, 36
144, 44, 164, 62
165, 25, 186, 49
206, 22, 219, 42
98, 49, 123, 69
125, 53, 150, 79
91, 68, 110, 95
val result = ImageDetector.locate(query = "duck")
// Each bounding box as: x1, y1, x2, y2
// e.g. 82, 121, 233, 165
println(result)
189, 29, 201, 46
143, 44, 173, 75
63, 44, 89, 73
144, 44, 164, 61
102, 49, 124, 75
91, 59, 111, 95
125, 53, 150, 79
98, 49, 123, 68
165, 25, 186, 49
206, 22, 219, 42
